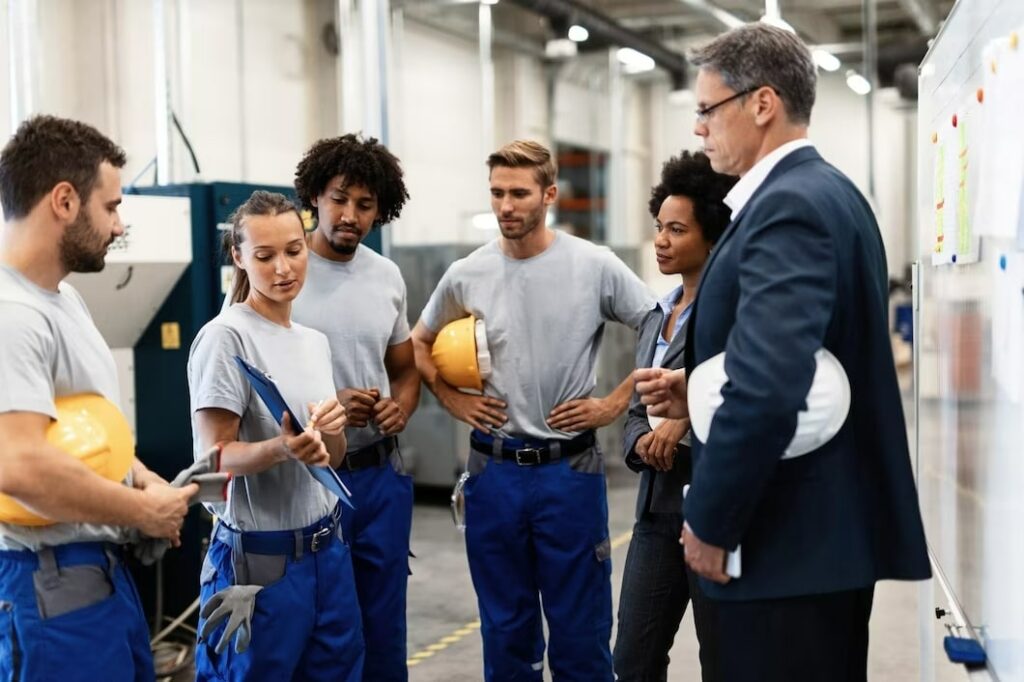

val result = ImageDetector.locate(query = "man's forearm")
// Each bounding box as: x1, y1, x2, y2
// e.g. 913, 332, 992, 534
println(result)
604, 374, 635, 417
391, 368, 421, 420
1, 445, 146, 527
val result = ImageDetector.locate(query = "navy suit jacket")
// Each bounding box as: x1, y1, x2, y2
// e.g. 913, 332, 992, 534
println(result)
683, 146, 930, 601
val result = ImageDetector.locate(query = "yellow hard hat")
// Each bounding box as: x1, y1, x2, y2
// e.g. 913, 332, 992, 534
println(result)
432, 315, 492, 392
0, 394, 134, 526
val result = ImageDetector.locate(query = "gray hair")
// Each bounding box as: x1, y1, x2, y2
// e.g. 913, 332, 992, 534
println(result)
688, 23, 817, 125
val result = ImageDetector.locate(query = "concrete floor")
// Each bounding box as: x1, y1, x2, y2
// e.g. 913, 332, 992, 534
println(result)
405, 463, 972, 681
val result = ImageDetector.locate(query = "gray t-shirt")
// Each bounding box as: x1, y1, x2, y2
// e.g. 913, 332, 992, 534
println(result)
187, 303, 338, 531
419, 232, 655, 440
0, 265, 128, 551
291, 246, 411, 451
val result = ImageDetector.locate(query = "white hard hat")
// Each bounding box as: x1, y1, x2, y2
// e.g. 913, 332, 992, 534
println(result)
686, 348, 850, 459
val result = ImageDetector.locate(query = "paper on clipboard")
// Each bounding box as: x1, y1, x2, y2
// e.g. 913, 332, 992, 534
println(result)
233, 356, 355, 510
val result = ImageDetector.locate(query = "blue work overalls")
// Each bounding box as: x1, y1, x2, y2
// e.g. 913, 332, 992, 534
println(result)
195, 505, 365, 681
0, 541, 153, 681
463, 431, 614, 682
337, 438, 415, 682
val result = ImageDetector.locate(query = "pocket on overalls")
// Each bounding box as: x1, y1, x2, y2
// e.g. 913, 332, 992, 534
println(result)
32, 564, 113, 620
0, 601, 21, 681
567, 447, 605, 476
239, 553, 287, 589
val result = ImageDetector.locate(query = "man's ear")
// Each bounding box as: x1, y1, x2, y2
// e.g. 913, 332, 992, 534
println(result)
49, 181, 80, 223
753, 87, 782, 127
543, 183, 558, 206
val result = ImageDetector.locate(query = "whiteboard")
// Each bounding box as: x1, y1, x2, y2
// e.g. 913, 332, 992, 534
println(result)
916, 1, 1024, 680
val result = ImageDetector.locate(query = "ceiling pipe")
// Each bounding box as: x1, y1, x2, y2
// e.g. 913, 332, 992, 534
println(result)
504, 0, 688, 89
895, 0, 939, 36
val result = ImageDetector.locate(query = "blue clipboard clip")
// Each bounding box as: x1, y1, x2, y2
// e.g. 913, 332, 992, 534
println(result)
233, 356, 355, 510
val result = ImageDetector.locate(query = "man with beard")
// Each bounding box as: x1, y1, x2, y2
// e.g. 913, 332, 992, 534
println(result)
411, 140, 654, 681
0, 115, 195, 680
290, 134, 418, 681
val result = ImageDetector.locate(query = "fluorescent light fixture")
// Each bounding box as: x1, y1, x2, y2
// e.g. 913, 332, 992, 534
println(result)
846, 70, 871, 95
568, 24, 589, 42
545, 38, 578, 59
760, 15, 795, 33
812, 49, 841, 72
471, 213, 498, 231
617, 47, 656, 74
480, 0, 499, 5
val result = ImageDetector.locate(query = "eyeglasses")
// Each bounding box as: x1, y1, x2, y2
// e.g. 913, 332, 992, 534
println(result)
695, 86, 761, 124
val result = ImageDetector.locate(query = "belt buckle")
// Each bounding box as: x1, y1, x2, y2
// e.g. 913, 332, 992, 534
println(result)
515, 448, 541, 466
310, 527, 332, 553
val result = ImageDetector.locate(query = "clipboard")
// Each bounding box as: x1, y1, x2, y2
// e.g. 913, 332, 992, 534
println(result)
233, 356, 355, 510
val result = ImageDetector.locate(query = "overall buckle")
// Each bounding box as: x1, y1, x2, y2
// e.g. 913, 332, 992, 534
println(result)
514, 448, 542, 466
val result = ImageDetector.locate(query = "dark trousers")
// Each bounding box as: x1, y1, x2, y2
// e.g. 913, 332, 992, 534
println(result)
613, 513, 719, 682
710, 586, 875, 682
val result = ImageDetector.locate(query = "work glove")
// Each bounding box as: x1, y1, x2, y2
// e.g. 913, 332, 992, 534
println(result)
199, 584, 263, 654
131, 447, 230, 565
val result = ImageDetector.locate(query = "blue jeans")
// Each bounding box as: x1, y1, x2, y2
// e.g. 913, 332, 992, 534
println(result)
338, 459, 414, 682
614, 512, 719, 682
463, 446, 613, 682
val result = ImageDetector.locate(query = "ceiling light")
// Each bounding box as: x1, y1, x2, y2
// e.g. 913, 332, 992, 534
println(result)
480, 0, 499, 5
617, 47, 655, 74
760, 15, 796, 33
568, 24, 589, 42
846, 70, 871, 95
812, 49, 841, 72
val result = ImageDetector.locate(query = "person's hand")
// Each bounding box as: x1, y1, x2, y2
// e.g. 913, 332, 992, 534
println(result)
279, 412, 330, 467
307, 398, 346, 436
438, 384, 507, 432
681, 522, 730, 585
546, 397, 617, 432
372, 397, 408, 436
137, 482, 197, 546
338, 388, 379, 428
634, 367, 688, 419
636, 417, 689, 471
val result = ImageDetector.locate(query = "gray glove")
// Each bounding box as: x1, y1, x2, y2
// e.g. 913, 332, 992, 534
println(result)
131, 447, 229, 566
199, 584, 263, 654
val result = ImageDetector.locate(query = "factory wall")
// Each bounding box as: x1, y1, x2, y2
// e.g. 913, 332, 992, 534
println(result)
0, 0, 915, 287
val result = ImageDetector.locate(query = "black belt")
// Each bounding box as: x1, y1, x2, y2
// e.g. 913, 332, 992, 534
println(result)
470, 430, 596, 466
341, 436, 397, 472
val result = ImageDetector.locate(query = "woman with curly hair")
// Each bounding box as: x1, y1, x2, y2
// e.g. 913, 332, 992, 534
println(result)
290, 134, 418, 681
613, 151, 736, 682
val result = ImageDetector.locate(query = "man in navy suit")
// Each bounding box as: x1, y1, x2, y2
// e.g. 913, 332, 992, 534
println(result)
636, 23, 930, 681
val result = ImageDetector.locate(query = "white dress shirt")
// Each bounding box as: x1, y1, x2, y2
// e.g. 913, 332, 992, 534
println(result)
723, 138, 815, 219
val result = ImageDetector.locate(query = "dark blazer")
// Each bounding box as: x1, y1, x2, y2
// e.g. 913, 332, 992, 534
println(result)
683, 146, 930, 601
623, 302, 691, 519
